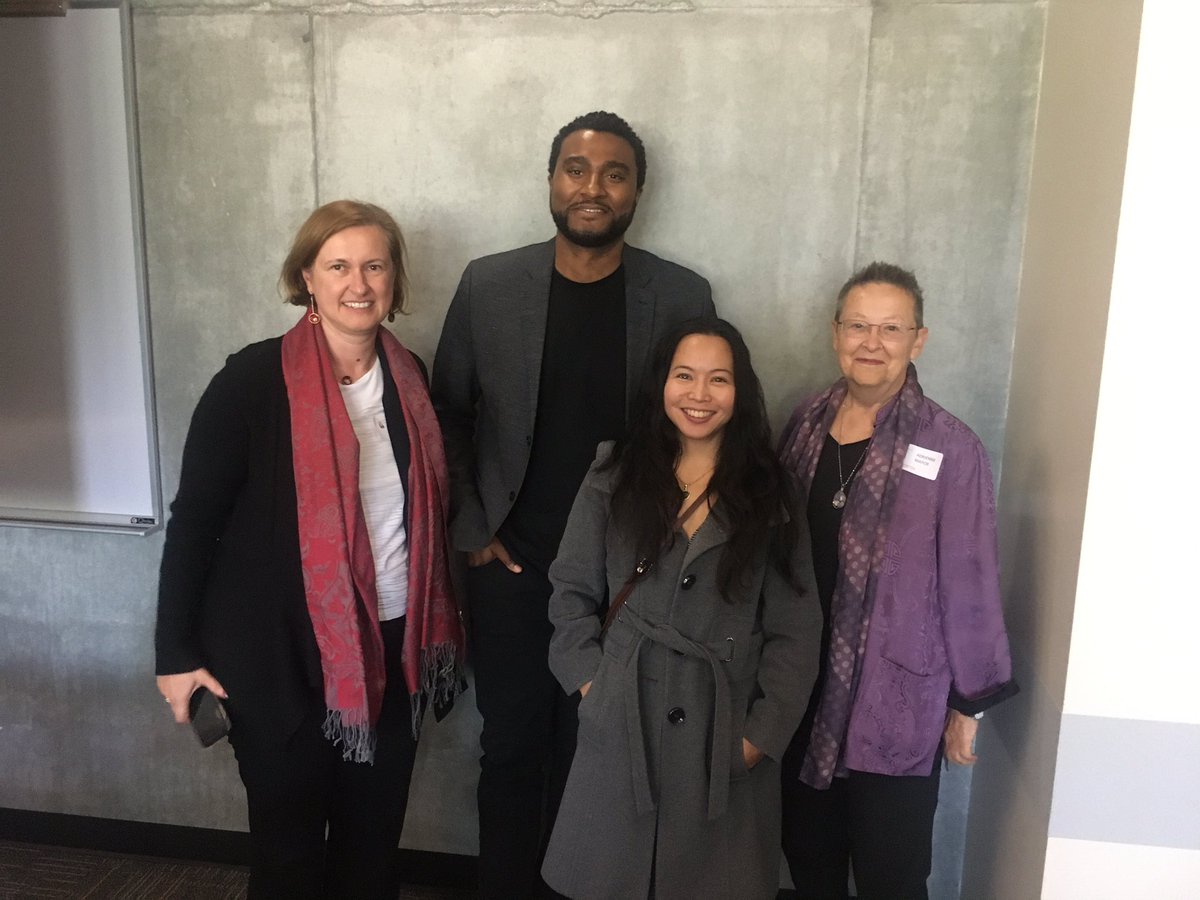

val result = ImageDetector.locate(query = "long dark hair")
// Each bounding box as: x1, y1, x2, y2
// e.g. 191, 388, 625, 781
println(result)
603, 318, 798, 601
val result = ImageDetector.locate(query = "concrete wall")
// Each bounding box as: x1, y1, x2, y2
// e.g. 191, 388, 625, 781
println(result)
0, 0, 1045, 894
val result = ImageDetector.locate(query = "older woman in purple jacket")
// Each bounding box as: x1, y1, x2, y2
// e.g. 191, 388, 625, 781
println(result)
778, 262, 1016, 900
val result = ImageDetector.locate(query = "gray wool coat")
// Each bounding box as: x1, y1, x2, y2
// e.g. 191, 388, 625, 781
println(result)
542, 445, 822, 900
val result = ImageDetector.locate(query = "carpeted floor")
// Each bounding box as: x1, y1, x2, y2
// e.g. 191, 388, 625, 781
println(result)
0, 840, 476, 900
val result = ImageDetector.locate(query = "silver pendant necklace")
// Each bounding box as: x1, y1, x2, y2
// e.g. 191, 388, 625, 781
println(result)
833, 435, 871, 509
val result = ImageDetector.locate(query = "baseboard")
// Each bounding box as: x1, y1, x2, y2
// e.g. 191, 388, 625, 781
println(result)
0, 808, 477, 889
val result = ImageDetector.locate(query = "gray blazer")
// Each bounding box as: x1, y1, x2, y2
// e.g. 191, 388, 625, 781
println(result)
431, 239, 715, 552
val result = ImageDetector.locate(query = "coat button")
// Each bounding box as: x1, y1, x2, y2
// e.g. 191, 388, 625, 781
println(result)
681, 574, 696, 590
508, 491, 516, 501
667, 707, 686, 725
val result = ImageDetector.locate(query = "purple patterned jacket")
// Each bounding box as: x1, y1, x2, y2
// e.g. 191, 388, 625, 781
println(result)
785, 382, 1016, 778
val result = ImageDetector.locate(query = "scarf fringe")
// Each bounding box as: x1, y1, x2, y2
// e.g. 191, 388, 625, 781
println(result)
322, 708, 378, 764
409, 641, 467, 739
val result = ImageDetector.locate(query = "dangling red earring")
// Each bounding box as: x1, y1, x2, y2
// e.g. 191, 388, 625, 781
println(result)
307, 294, 321, 325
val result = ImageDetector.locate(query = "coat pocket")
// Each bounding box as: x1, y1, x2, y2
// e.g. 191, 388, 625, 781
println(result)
873, 656, 951, 758
577, 625, 639, 747
575, 653, 611, 744
728, 685, 753, 782
721, 627, 765, 781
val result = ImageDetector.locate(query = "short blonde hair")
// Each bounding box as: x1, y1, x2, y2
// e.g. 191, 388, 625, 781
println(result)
279, 200, 409, 316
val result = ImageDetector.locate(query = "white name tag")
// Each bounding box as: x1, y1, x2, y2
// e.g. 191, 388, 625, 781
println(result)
902, 444, 943, 480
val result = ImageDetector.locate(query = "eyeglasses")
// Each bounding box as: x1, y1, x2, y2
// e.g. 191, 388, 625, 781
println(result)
836, 320, 918, 342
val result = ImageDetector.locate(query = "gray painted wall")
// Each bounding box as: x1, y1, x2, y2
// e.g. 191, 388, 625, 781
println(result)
0, 0, 1044, 895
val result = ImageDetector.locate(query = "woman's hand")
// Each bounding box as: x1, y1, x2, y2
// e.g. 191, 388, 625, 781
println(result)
742, 738, 765, 770
467, 537, 522, 573
157, 669, 227, 725
943, 709, 980, 766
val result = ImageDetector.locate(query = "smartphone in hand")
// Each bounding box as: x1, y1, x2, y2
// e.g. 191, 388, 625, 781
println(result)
188, 686, 230, 748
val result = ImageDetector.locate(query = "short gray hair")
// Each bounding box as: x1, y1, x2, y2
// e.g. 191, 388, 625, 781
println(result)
835, 261, 924, 328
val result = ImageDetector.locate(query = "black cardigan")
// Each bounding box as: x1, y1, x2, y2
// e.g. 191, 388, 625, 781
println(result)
155, 336, 419, 745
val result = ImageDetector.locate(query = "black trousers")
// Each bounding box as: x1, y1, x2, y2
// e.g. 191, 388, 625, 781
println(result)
229, 616, 418, 900
780, 738, 941, 900
467, 560, 578, 900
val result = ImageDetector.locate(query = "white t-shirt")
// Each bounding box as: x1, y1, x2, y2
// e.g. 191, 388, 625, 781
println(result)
339, 358, 408, 621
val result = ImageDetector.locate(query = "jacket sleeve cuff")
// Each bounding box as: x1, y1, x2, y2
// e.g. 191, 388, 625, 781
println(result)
155, 646, 205, 677
550, 645, 602, 696
450, 499, 492, 552
743, 702, 795, 762
947, 679, 1019, 716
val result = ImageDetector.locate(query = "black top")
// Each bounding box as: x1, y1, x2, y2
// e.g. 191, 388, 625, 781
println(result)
807, 433, 871, 616
792, 432, 870, 745
499, 266, 627, 571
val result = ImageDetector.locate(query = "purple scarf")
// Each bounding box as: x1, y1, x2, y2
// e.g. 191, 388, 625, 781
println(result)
779, 365, 925, 788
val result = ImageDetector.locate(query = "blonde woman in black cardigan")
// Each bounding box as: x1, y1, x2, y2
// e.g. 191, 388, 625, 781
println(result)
155, 200, 464, 899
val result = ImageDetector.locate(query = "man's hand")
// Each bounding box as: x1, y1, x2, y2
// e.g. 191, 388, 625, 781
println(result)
944, 709, 980, 766
467, 537, 522, 572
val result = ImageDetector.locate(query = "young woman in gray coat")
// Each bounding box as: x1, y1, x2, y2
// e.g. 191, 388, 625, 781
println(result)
542, 319, 822, 899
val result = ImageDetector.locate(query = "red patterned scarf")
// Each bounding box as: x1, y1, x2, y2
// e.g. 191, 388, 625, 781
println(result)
281, 314, 465, 762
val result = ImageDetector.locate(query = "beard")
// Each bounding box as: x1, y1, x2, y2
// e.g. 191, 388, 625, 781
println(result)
550, 203, 637, 249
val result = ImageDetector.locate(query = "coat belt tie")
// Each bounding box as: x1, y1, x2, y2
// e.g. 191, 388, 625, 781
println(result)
617, 605, 734, 822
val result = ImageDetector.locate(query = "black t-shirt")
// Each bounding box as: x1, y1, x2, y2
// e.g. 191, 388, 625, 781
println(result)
808, 432, 871, 617
793, 432, 871, 745
498, 266, 626, 571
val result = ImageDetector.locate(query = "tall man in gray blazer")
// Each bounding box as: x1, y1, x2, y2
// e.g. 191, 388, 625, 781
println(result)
432, 110, 715, 898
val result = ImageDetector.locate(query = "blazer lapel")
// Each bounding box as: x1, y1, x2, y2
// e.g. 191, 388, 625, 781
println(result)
622, 246, 656, 418
516, 240, 556, 432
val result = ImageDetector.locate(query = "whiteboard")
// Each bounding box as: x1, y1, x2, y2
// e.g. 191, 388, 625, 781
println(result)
0, 1, 160, 534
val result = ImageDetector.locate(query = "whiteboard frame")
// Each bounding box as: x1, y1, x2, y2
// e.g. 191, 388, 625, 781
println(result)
0, 0, 162, 536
